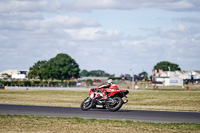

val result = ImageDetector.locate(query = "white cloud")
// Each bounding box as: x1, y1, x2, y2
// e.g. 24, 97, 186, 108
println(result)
177, 24, 186, 31
65, 28, 122, 41
0, 0, 61, 13
0, 13, 99, 31
1, 0, 199, 13
0, 0, 200, 76
69, 0, 200, 11
162, 0, 194, 11
175, 17, 200, 23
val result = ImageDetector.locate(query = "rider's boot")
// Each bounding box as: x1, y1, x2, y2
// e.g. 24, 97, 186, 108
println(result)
101, 96, 108, 99
91, 96, 102, 108
101, 92, 108, 100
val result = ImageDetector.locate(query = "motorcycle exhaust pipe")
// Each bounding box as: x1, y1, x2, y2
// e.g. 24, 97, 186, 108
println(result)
123, 99, 128, 104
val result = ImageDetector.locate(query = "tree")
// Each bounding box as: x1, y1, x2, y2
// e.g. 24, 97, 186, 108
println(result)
153, 61, 181, 71
28, 60, 48, 80
89, 70, 110, 77
138, 71, 148, 81
48, 53, 80, 80
79, 69, 114, 77
80, 69, 89, 77
28, 53, 80, 80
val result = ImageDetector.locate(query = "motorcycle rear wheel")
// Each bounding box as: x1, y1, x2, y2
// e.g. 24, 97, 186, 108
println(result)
80, 97, 92, 111
107, 97, 123, 112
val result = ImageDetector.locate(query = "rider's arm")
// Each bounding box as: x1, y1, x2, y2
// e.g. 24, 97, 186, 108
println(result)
91, 88, 98, 92
99, 83, 111, 89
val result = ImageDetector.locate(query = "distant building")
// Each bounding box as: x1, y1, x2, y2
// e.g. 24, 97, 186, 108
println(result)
0, 70, 29, 80
152, 70, 200, 86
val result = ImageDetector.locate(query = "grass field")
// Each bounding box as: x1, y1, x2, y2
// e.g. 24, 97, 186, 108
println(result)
0, 89, 200, 112
115, 82, 200, 91
0, 115, 200, 133
0, 86, 200, 132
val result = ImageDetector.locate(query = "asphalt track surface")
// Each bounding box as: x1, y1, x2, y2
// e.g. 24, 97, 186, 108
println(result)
0, 104, 200, 123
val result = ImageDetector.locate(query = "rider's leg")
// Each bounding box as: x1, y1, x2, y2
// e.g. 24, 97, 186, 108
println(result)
91, 96, 103, 107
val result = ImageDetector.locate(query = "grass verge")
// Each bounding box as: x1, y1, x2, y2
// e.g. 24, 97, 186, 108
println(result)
0, 115, 200, 133
0, 90, 200, 112
1, 89, 200, 112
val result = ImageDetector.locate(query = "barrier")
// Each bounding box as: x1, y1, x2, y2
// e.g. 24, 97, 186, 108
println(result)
4, 86, 8, 90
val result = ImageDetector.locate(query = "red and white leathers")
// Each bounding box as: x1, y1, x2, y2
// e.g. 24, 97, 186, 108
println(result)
94, 79, 119, 99
98, 82, 119, 90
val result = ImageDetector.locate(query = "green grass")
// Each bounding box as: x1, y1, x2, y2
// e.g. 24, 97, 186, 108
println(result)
125, 91, 200, 112
0, 115, 200, 133
0, 89, 200, 112
0, 89, 200, 132
114, 81, 200, 90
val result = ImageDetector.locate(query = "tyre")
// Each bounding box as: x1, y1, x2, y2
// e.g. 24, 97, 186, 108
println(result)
107, 97, 123, 112
80, 97, 92, 111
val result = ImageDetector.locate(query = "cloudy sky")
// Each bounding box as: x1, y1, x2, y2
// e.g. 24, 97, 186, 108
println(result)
0, 0, 200, 76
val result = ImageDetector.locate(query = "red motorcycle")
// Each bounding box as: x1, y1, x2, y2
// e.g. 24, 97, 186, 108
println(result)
80, 87, 129, 112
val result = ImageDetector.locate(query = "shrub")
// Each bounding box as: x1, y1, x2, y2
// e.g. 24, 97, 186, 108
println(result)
0, 80, 78, 87
86, 79, 93, 86
24, 81, 31, 86
3, 81, 11, 86
17, 81, 24, 86
68, 81, 76, 87
34, 81, 41, 85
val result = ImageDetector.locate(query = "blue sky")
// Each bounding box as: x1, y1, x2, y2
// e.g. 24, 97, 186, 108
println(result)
0, 0, 200, 76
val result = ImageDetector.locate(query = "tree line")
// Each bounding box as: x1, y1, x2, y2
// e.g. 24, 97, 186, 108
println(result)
28, 53, 181, 80
80, 69, 115, 77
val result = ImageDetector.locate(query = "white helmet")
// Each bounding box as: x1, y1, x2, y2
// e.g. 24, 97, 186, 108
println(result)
107, 79, 113, 84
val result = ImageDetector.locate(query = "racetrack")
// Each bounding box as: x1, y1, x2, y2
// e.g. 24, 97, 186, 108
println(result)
0, 104, 200, 123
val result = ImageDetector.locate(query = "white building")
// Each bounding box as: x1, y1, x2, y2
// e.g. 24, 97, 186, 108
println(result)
153, 70, 200, 86
0, 70, 29, 80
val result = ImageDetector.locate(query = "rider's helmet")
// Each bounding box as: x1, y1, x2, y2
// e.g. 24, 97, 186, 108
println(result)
107, 79, 113, 84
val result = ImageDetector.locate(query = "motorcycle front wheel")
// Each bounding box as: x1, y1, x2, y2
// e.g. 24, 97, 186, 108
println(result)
107, 97, 123, 112
80, 97, 92, 111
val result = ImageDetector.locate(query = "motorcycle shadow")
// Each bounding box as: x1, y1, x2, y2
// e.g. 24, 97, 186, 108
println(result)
89, 108, 132, 113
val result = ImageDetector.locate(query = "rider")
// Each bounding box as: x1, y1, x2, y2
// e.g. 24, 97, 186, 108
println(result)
93, 79, 119, 100
90, 79, 118, 107
99, 79, 118, 90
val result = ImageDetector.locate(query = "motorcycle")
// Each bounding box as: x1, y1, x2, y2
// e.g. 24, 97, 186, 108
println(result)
80, 87, 129, 112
